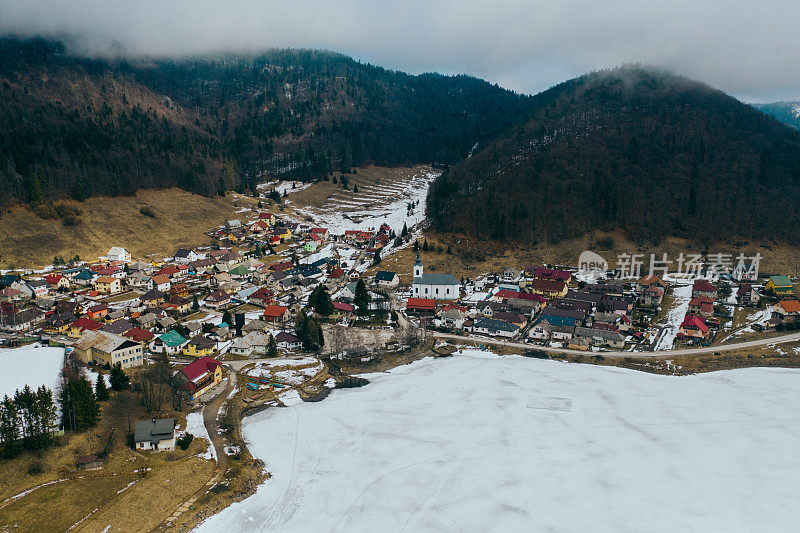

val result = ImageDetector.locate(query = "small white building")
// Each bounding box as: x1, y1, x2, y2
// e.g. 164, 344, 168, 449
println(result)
107, 247, 131, 262
134, 418, 175, 452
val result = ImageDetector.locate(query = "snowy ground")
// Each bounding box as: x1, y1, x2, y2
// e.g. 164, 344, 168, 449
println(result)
196, 351, 800, 532
183, 411, 216, 461
0, 346, 64, 398
654, 283, 692, 350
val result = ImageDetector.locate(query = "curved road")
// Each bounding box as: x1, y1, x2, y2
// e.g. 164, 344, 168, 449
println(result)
432, 331, 800, 358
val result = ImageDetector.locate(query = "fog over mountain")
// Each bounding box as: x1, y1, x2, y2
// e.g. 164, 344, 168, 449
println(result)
2, 0, 800, 101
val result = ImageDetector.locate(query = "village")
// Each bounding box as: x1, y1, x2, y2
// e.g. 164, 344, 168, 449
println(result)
1, 178, 800, 530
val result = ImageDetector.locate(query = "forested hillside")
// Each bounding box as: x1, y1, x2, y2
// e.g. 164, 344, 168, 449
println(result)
428, 66, 800, 244
0, 37, 529, 206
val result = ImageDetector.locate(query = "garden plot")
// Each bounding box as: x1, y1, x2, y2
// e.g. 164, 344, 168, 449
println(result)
296, 170, 439, 234
197, 351, 800, 533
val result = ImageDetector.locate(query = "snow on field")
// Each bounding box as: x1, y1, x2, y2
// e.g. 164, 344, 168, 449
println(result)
0, 346, 64, 398
196, 352, 800, 532
298, 170, 439, 234
654, 283, 692, 350
183, 411, 215, 461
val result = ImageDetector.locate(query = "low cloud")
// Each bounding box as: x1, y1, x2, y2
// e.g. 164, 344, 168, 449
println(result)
2, 0, 799, 101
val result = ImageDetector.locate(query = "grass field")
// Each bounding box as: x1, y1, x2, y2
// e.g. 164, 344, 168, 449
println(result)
0, 188, 241, 269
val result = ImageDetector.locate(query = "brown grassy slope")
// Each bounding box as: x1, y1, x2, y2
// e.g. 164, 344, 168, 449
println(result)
0, 188, 239, 269
375, 230, 800, 284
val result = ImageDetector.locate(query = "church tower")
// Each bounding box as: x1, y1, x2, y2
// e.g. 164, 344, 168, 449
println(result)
413, 250, 423, 278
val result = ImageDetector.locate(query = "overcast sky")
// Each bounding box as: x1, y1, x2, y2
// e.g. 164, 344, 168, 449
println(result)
3, 0, 799, 102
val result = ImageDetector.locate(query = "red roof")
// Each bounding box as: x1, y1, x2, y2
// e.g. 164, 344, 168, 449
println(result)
251, 287, 274, 301
681, 315, 709, 333
328, 268, 345, 279
180, 356, 221, 383
692, 279, 717, 293
155, 266, 180, 277
45, 274, 64, 285
123, 328, 155, 342
407, 298, 437, 310
269, 261, 293, 272
263, 305, 289, 319
533, 268, 571, 282
496, 290, 546, 303
333, 302, 355, 313
71, 317, 103, 331
779, 300, 800, 313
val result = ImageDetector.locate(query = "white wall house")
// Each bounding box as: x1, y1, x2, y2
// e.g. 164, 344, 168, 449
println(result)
107, 246, 131, 262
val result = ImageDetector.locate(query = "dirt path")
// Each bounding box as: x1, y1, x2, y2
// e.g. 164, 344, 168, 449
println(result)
152, 373, 235, 532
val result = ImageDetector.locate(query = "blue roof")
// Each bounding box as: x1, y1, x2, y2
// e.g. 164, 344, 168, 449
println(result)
375, 271, 398, 282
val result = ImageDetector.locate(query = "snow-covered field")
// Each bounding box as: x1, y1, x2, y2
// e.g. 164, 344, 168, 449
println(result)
196, 351, 800, 532
0, 346, 64, 398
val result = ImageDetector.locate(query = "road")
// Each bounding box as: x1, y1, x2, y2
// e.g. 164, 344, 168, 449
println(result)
432, 331, 800, 358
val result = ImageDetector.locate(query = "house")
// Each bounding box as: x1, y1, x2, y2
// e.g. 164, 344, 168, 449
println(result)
150, 330, 188, 355
692, 279, 718, 300
0, 307, 44, 333
183, 336, 217, 357
263, 305, 290, 323
528, 319, 554, 340
411, 253, 460, 300
107, 247, 132, 262
688, 296, 715, 318
140, 289, 165, 307
86, 303, 109, 321
773, 300, 800, 322
134, 418, 175, 451
0, 287, 24, 302
170, 283, 189, 300
573, 327, 626, 349
175, 356, 223, 400
680, 315, 710, 339
45, 273, 71, 291
374, 271, 400, 288
540, 308, 585, 327
101, 318, 133, 335
204, 290, 232, 310
229, 332, 271, 357
636, 275, 666, 292
550, 324, 575, 342
473, 318, 519, 338
528, 279, 569, 299
249, 287, 275, 307
275, 331, 302, 350
27, 280, 50, 298
68, 317, 103, 337
76, 455, 104, 470
72, 269, 97, 286
173, 248, 198, 264
332, 301, 356, 318
73, 330, 144, 369
405, 297, 437, 315
765, 275, 794, 296
568, 337, 591, 350
737, 284, 760, 307
440, 307, 467, 329
638, 286, 664, 307
501, 267, 522, 284
93, 276, 121, 295
123, 327, 155, 344
149, 275, 171, 292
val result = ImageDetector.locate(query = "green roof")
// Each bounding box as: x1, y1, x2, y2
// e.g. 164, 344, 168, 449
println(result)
159, 330, 188, 347
769, 275, 793, 287
229, 265, 250, 276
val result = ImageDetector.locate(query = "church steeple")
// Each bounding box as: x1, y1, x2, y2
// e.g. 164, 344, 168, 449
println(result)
413, 250, 423, 278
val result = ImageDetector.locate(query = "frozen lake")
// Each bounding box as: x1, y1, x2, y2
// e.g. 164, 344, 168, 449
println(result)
0, 345, 64, 399
197, 350, 800, 532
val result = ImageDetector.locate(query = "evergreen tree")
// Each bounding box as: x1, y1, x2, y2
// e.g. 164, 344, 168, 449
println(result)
354, 279, 371, 316
94, 374, 109, 401
309, 286, 334, 316
353, 184, 359, 193
192, 294, 199, 311
234, 313, 245, 336
267, 334, 278, 358
222, 310, 233, 327
423, 239, 429, 251
401, 222, 408, 237
0, 394, 21, 458
373, 248, 381, 265
413, 240, 420, 253
60, 377, 98, 432
109, 363, 130, 391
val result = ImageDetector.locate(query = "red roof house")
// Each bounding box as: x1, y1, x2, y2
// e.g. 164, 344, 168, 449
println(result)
406, 298, 437, 313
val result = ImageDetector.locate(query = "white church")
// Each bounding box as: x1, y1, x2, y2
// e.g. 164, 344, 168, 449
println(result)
411, 251, 460, 299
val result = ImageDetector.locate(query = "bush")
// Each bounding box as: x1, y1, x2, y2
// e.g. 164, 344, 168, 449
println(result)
62, 214, 82, 226
139, 206, 156, 218
177, 433, 194, 450
28, 460, 44, 476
